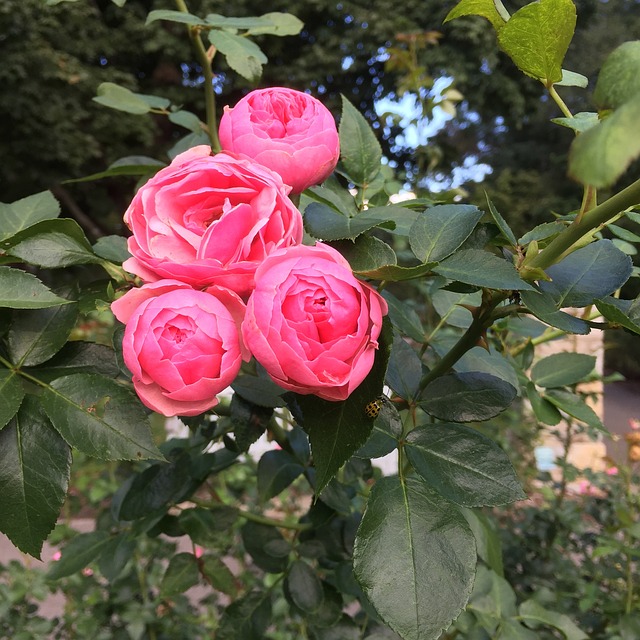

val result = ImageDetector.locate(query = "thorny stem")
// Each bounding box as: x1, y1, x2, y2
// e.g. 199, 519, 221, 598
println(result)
527, 177, 640, 272
174, 0, 221, 151
418, 291, 508, 393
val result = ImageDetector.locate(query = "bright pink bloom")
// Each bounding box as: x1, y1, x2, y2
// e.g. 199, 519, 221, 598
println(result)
242, 243, 387, 401
219, 88, 340, 194
605, 466, 619, 476
122, 147, 303, 298
112, 280, 247, 417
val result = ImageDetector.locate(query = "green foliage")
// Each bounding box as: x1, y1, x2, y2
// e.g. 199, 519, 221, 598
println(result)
3, 1, 640, 638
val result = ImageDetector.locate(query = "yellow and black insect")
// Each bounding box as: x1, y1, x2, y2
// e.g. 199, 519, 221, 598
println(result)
364, 397, 384, 419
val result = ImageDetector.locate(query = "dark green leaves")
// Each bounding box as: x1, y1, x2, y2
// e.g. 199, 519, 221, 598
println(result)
4, 219, 101, 268
0, 370, 24, 429
160, 553, 200, 597
0, 398, 71, 557
433, 250, 534, 291
405, 424, 525, 507
257, 450, 305, 502
339, 95, 382, 185
285, 560, 324, 613
288, 319, 392, 493
497, 0, 576, 85
0, 191, 60, 241
420, 372, 517, 422
41, 374, 162, 461
353, 476, 476, 640
0, 267, 71, 309
304, 203, 394, 241
7, 301, 78, 367
540, 240, 632, 307
409, 205, 483, 263
47, 531, 110, 580
530, 352, 596, 387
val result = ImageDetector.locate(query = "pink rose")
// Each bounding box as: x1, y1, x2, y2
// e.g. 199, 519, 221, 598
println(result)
219, 88, 340, 194
123, 147, 303, 298
111, 280, 247, 417
242, 243, 387, 401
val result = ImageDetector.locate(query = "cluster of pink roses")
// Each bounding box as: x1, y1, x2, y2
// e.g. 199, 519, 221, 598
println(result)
112, 88, 388, 417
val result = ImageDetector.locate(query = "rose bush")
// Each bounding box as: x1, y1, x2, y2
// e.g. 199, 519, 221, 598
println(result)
111, 280, 247, 416
242, 243, 388, 401
219, 87, 340, 194
123, 146, 303, 298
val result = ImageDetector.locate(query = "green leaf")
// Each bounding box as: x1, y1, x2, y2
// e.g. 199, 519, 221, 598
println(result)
462, 510, 504, 576
486, 196, 517, 247
556, 69, 588, 88
41, 373, 162, 461
531, 352, 595, 387
0, 267, 71, 309
443, 0, 507, 31
409, 204, 484, 263
160, 553, 200, 597
27, 342, 120, 381
241, 522, 289, 573
4, 219, 100, 268
7, 300, 78, 367
0, 369, 24, 430
540, 240, 632, 307
168, 109, 203, 133
304, 203, 394, 241
232, 374, 286, 408
0, 191, 60, 241
544, 389, 605, 430
386, 336, 423, 401
217, 591, 272, 640
467, 565, 517, 630
339, 95, 382, 185
47, 531, 111, 580
0, 398, 71, 557
201, 556, 238, 597
117, 456, 193, 521
146, 9, 206, 25
331, 236, 397, 273
257, 449, 305, 502
93, 82, 153, 114
285, 560, 324, 613
433, 249, 535, 291
595, 296, 640, 334
406, 423, 525, 507
453, 346, 519, 391
382, 290, 425, 342
353, 476, 476, 640
519, 220, 567, 245
551, 111, 599, 134
93, 235, 130, 263
179, 506, 239, 546
497, 0, 576, 85
63, 157, 165, 184
593, 41, 640, 111
208, 30, 267, 83
521, 289, 591, 334
354, 401, 402, 459
245, 12, 304, 36
527, 382, 562, 426
569, 96, 640, 188
519, 599, 588, 640
420, 372, 517, 422
98, 534, 136, 582
286, 319, 392, 493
